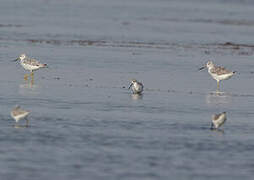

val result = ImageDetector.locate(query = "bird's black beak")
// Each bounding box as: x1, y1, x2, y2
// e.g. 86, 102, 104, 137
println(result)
128, 83, 133, 89
199, 66, 205, 71
13, 58, 19, 62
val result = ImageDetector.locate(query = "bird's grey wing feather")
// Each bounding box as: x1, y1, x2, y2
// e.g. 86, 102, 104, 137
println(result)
212, 114, 221, 121
24, 58, 40, 66
211, 66, 231, 75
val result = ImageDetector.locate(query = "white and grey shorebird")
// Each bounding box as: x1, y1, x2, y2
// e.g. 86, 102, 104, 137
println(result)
128, 79, 144, 94
11, 106, 30, 126
13, 54, 47, 80
199, 61, 236, 90
211, 112, 227, 129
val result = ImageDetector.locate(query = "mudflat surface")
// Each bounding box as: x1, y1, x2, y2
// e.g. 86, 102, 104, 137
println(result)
1, 0, 254, 179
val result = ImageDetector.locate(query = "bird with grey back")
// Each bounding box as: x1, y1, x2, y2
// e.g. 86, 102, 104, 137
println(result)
11, 105, 30, 127
128, 79, 144, 94
199, 61, 236, 91
211, 112, 227, 129
13, 53, 48, 80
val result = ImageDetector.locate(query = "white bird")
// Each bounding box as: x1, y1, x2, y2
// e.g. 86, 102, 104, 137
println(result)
211, 112, 227, 129
14, 53, 47, 80
11, 106, 30, 126
199, 61, 236, 90
128, 79, 144, 94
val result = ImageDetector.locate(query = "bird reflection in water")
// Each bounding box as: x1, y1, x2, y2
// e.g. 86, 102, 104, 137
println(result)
19, 78, 40, 96
206, 91, 232, 105
210, 128, 225, 134
131, 94, 143, 100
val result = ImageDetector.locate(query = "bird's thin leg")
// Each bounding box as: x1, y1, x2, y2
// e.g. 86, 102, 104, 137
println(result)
210, 122, 214, 130
24, 74, 29, 80
31, 73, 34, 85
30, 71, 34, 85
30, 78, 34, 86
30, 71, 34, 78
25, 118, 29, 127
217, 81, 220, 91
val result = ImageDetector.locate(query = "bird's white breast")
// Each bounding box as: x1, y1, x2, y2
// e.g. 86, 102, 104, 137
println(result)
21, 61, 39, 71
213, 114, 226, 128
208, 70, 233, 81
11, 112, 29, 122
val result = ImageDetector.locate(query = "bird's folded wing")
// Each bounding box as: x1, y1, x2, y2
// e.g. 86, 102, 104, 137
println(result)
211, 66, 231, 75
24, 58, 40, 66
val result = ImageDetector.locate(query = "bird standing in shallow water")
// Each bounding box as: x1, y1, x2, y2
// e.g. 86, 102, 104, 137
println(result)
11, 106, 30, 127
128, 79, 143, 94
211, 112, 227, 129
14, 54, 47, 81
199, 61, 236, 91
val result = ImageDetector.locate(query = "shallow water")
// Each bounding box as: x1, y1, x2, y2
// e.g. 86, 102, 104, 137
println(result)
1, 0, 254, 179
